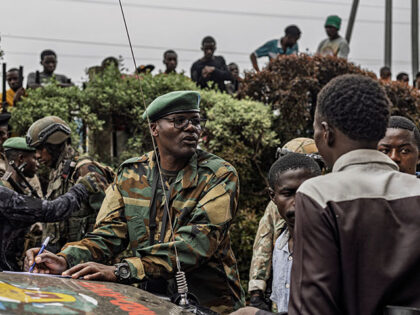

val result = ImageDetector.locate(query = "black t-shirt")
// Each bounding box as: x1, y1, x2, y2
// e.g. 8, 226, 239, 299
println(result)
190, 56, 232, 91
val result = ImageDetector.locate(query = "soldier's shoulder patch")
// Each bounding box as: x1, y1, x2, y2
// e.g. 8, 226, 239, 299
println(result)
197, 150, 237, 177
120, 152, 151, 167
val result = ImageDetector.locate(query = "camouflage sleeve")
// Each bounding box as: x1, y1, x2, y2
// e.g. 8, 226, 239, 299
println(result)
248, 201, 279, 292
125, 168, 239, 282
58, 185, 129, 267
76, 163, 108, 212
0, 184, 89, 224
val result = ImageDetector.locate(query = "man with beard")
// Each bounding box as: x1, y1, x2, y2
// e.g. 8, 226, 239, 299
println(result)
25, 91, 244, 314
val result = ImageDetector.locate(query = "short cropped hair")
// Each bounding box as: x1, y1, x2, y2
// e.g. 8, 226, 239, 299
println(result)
416, 72, 420, 79
317, 74, 390, 142
40, 49, 57, 61
388, 116, 420, 149
202, 36, 216, 46
285, 25, 301, 38
396, 72, 409, 81
163, 50, 177, 59
268, 152, 321, 189
7, 68, 19, 73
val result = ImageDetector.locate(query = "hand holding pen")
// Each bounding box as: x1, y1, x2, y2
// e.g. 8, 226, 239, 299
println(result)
24, 238, 68, 275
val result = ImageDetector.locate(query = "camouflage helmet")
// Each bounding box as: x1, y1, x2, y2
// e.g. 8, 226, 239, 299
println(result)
282, 137, 318, 154
26, 116, 71, 148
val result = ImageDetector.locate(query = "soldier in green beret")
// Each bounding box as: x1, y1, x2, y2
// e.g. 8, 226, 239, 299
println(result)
26, 91, 245, 314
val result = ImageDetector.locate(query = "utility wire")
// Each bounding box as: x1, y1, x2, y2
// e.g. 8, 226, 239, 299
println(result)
49, 0, 414, 25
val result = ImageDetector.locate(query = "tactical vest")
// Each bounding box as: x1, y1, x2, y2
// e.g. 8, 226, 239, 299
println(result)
43, 149, 114, 253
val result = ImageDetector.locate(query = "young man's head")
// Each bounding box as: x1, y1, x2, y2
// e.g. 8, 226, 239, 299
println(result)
314, 74, 390, 168
396, 72, 409, 85
268, 152, 321, 231
101, 56, 119, 69
228, 62, 239, 78
378, 116, 420, 175
380, 66, 392, 81
3, 137, 38, 178
144, 91, 203, 161
163, 50, 178, 73
26, 116, 72, 168
324, 15, 341, 39
284, 25, 301, 48
6, 68, 22, 91
201, 36, 216, 60
40, 49, 57, 75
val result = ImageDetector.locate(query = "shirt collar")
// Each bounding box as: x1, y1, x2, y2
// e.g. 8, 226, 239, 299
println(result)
332, 149, 399, 173
277, 229, 290, 253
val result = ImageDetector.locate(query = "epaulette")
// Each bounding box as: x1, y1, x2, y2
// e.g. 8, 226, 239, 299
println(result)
197, 150, 235, 177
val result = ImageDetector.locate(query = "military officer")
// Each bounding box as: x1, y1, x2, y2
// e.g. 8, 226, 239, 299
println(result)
25, 116, 114, 253
248, 137, 318, 311
26, 91, 245, 314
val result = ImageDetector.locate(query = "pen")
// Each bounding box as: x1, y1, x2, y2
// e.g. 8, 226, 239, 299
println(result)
29, 236, 50, 273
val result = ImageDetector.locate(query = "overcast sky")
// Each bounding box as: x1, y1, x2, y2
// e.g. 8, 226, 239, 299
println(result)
0, 0, 418, 85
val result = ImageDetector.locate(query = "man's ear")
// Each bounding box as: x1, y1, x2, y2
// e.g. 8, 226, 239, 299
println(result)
322, 121, 335, 146
149, 122, 158, 137
18, 153, 25, 165
268, 188, 275, 201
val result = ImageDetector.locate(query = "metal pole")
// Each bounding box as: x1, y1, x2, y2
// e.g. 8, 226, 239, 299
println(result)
411, 0, 419, 83
345, 0, 360, 43
385, 0, 392, 69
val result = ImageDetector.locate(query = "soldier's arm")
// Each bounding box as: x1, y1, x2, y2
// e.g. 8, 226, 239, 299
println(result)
248, 201, 277, 293
0, 184, 89, 223
75, 162, 110, 211
58, 184, 129, 267
123, 169, 239, 282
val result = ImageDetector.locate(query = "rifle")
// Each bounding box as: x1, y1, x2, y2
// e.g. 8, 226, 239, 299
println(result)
8, 160, 40, 198
35, 70, 40, 85
2, 63, 7, 113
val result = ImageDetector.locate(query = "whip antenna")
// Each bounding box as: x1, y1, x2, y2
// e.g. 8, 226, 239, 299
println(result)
117, 0, 189, 306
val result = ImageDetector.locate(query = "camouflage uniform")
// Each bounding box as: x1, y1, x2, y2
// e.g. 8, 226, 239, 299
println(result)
249, 138, 318, 297
248, 201, 286, 293
59, 149, 245, 314
42, 145, 113, 253
0, 182, 90, 271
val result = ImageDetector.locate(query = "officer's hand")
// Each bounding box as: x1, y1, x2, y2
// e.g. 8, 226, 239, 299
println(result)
24, 247, 68, 274
63, 262, 117, 282
76, 172, 105, 193
249, 290, 270, 311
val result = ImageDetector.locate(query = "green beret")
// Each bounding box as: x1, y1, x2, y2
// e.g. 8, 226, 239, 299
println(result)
3, 137, 36, 151
142, 91, 200, 121
325, 15, 341, 30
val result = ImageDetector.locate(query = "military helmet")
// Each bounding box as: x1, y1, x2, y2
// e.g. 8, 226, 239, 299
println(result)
26, 116, 71, 148
282, 137, 318, 154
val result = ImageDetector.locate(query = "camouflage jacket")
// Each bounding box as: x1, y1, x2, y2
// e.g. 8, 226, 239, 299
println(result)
0, 183, 89, 271
248, 201, 286, 293
59, 149, 245, 314
43, 145, 112, 253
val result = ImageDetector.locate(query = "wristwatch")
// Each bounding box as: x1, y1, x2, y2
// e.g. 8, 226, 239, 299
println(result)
114, 262, 131, 284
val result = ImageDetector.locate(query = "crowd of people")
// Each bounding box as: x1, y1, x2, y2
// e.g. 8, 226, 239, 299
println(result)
0, 12, 419, 315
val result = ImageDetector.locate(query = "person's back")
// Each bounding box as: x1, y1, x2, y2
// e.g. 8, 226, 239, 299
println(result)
289, 74, 420, 315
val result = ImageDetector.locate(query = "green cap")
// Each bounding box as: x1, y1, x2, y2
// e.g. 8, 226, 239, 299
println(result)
142, 91, 200, 121
3, 137, 36, 151
325, 15, 341, 30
